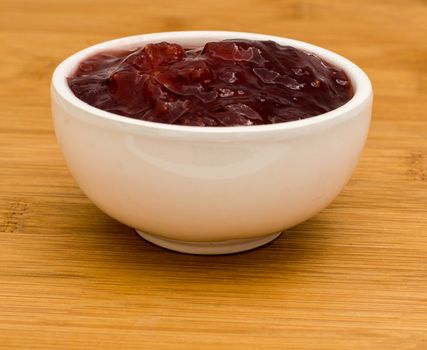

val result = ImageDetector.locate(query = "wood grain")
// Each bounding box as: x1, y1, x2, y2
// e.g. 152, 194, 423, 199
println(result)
1, 0, 426, 349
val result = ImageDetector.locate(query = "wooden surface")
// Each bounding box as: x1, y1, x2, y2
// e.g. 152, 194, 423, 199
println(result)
1, 0, 427, 349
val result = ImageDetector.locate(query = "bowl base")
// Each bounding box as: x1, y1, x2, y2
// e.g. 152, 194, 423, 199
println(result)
135, 230, 282, 255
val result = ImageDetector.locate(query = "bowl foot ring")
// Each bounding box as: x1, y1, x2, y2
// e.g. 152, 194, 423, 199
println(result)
135, 230, 282, 255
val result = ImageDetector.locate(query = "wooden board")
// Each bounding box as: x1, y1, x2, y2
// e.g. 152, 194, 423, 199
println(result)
1, 0, 426, 348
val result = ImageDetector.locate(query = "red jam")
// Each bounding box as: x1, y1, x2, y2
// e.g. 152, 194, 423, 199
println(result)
68, 40, 353, 126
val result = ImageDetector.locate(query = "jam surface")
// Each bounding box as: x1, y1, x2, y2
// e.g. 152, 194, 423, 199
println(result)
68, 40, 353, 126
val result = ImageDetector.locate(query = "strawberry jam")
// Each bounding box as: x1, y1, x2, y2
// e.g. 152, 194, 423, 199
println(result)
68, 40, 353, 126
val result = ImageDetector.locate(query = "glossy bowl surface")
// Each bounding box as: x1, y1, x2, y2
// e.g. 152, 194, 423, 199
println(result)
51, 31, 372, 254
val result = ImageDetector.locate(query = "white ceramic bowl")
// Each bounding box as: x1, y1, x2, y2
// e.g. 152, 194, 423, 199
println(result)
51, 31, 372, 254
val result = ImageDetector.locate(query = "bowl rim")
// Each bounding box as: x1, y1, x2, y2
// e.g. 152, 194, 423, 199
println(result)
51, 30, 372, 134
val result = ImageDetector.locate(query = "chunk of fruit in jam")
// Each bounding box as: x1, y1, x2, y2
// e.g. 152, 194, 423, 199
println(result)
68, 40, 353, 126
